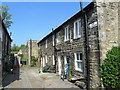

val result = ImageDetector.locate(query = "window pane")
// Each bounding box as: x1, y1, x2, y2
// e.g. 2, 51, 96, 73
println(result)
77, 53, 79, 60
67, 28, 68, 40
68, 27, 70, 40
80, 53, 82, 60
58, 32, 60, 39
75, 22, 78, 37
78, 20, 81, 36
57, 32, 60, 43
53, 35, 55, 46
66, 28, 67, 40
77, 62, 83, 70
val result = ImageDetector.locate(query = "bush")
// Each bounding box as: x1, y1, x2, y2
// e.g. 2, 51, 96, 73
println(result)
31, 56, 37, 67
101, 47, 120, 88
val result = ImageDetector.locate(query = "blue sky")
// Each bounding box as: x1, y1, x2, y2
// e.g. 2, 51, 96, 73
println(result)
2, 2, 90, 46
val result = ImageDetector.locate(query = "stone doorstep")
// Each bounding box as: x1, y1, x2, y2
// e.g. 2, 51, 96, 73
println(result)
75, 81, 86, 88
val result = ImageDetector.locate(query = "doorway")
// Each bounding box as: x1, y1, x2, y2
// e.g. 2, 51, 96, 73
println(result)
65, 56, 70, 78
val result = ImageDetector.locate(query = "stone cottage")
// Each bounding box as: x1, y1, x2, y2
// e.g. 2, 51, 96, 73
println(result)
0, 17, 12, 87
38, 1, 120, 89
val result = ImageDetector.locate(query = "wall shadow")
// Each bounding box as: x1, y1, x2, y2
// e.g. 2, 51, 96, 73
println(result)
2, 56, 20, 87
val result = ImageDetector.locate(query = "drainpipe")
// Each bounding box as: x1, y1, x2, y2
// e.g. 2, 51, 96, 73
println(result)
80, 2, 90, 90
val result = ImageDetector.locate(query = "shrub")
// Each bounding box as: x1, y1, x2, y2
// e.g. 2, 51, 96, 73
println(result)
31, 56, 37, 67
101, 47, 120, 88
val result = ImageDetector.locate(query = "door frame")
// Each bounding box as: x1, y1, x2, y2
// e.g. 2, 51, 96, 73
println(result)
58, 56, 62, 75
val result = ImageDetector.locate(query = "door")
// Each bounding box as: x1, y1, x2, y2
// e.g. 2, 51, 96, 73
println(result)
58, 56, 62, 75
65, 56, 70, 78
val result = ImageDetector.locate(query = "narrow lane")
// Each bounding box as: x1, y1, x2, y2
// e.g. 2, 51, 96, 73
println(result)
3, 66, 79, 88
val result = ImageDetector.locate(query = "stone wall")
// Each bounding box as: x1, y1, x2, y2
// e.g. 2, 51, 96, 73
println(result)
40, 36, 54, 66
86, 4, 101, 88
0, 19, 12, 87
96, 1, 119, 63
27, 40, 39, 65
118, 1, 120, 46
86, 1, 120, 88
55, 20, 85, 78
0, 22, 2, 87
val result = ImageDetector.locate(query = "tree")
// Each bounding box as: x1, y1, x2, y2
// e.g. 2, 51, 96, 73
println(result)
11, 44, 20, 54
101, 47, 120, 88
0, 5, 13, 29
11, 44, 26, 54
19, 44, 26, 50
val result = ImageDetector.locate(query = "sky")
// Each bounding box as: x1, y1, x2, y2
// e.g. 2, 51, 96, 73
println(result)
2, 2, 91, 46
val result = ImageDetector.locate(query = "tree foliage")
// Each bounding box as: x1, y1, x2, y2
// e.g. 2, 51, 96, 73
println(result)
0, 5, 13, 29
19, 44, 26, 50
11, 44, 20, 53
101, 47, 120, 88
11, 44, 26, 54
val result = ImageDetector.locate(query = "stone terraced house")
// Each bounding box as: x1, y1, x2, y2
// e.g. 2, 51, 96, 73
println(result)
0, 17, 12, 87
38, 1, 120, 89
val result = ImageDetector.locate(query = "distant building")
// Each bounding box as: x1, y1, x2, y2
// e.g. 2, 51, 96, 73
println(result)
27, 40, 39, 66
0, 17, 12, 87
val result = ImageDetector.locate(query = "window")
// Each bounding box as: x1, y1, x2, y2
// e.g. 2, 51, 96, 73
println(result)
45, 55, 48, 63
74, 19, 82, 39
53, 35, 55, 46
64, 26, 70, 41
52, 55, 55, 65
56, 32, 60, 43
74, 52, 83, 71
38, 44, 41, 48
45, 40, 47, 48
0, 28, 3, 41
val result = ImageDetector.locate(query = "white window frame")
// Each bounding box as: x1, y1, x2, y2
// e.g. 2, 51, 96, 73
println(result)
45, 55, 48, 63
52, 55, 55, 65
45, 39, 47, 48
74, 52, 83, 72
74, 19, 82, 39
43, 56, 45, 67
64, 26, 70, 41
56, 32, 60, 43
53, 35, 55, 46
